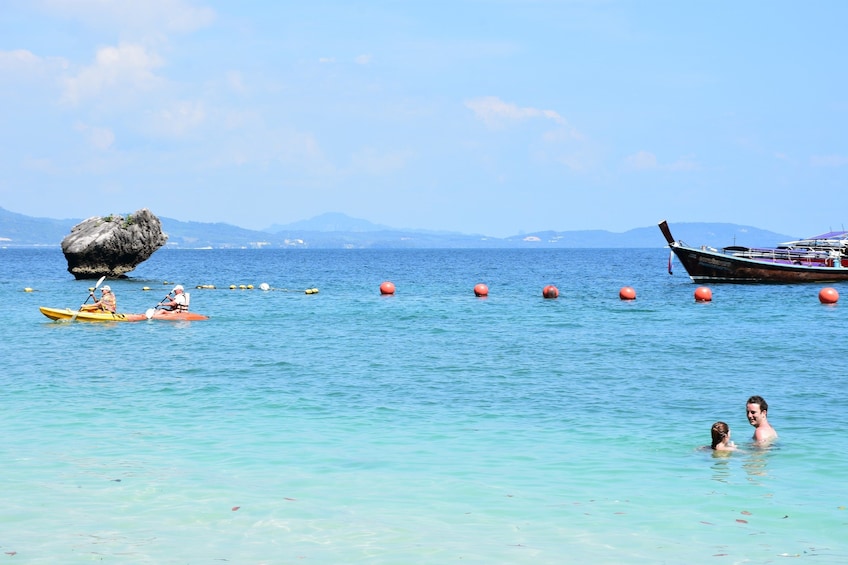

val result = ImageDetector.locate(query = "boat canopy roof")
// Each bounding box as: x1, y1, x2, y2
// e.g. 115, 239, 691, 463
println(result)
805, 230, 848, 240
779, 230, 848, 248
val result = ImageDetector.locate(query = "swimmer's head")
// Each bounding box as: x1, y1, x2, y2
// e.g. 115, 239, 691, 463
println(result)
711, 421, 729, 449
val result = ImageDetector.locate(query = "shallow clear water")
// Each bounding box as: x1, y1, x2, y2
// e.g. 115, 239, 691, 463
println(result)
2, 247, 847, 563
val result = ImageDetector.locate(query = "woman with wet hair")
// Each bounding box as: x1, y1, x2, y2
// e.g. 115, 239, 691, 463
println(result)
710, 421, 737, 451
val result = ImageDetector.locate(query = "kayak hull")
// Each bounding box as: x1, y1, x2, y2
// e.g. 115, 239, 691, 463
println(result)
39, 307, 145, 322
39, 307, 209, 322
148, 310, 209, 321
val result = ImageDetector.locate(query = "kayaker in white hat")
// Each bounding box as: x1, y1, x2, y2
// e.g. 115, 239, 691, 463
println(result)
162, 284, 189, 312
82, 285, 117, 312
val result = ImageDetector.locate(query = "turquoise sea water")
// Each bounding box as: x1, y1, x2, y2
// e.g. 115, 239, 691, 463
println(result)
2, 247, 847, 564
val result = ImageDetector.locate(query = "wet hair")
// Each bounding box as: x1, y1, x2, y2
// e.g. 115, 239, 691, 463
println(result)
711, 421, 729, 449
747, 395, 768, 413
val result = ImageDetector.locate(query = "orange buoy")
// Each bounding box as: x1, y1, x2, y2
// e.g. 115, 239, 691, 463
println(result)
542, 285, 559, 299
694, 286, 712, 302
819, 287, 839, 304
474, 283, 489, 297
619, 286, 636, 300
380, 281, 395, 295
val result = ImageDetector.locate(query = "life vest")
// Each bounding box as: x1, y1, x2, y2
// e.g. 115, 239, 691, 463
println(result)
174, 292, 189, 312
100, 292, 117, 312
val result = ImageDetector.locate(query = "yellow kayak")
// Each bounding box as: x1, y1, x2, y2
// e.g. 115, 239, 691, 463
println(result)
39, 306, 146, 323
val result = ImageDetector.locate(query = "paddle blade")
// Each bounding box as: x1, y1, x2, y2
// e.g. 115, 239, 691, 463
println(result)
94, 275, 106, 289
145, 308, 155, 320
69, 304, 86, 322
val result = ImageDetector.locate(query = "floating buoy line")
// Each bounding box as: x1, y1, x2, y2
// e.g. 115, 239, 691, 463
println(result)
140, 282, 318, 294
28, 281, 842, 306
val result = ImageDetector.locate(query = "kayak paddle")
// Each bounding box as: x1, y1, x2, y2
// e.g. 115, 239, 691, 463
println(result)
146, 291, 174, 319
69, 275, 106, 323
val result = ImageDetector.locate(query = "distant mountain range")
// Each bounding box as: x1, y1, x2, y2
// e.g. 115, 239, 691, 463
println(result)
0, 207, 798, 249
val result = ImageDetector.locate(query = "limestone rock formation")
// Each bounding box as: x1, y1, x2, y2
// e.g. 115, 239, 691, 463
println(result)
61, 209, 168, 279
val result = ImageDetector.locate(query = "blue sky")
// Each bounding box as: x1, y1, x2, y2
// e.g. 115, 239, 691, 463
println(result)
1, 1, 846, 238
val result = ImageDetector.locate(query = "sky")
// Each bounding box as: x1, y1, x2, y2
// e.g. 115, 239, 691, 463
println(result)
1, 1, 846, 238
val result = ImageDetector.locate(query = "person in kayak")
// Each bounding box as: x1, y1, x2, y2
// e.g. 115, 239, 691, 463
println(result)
82, 285, 117, 313
162, 285, 189, 312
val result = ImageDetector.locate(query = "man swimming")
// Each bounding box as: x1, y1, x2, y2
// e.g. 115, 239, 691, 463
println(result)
746, 395, 778, 443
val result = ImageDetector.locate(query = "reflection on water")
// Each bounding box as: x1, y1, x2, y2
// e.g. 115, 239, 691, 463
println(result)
710, 455, 732, 484
707, 441, 777, 485
743, 441, 777, 484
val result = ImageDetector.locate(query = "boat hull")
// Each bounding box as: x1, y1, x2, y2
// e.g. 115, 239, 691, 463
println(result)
39, 307, 146, 322
668, 245, 848, 283
659, 220, 848, 283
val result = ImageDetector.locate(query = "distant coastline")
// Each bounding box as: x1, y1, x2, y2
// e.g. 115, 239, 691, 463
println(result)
0, 207, 798, 249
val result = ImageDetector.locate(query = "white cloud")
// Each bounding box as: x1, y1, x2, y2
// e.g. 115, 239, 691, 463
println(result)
465, 96, 568, 129
62, 43, 164, 105
666, 155, 698, 171
145, 100, 206, 137
542, 127, 583, 143
319, 57, 336, 64
0, 49, 68, 79
355, 54, 372, 65
467, 96, 588, 173
0, 49, 42, 70
624, 150, 658, 170
74, 122, 115, 150
272, 130, 333, 173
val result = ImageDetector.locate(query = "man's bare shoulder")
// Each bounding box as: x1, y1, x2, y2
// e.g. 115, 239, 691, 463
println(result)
753, 426, 778, 443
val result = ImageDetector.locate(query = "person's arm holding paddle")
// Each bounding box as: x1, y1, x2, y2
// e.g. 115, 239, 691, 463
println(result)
146, 285, 185, 318
82, 285, 116, 312
69, 276, 106, 321
161, 285, 187, 311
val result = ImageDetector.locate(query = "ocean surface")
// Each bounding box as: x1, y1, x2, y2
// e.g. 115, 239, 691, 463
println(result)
1, 246, 846, 564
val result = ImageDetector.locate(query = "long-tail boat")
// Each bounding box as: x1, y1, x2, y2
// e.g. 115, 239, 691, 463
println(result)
659, 220, 848, 283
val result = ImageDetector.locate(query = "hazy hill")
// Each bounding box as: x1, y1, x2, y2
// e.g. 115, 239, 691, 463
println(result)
265, 212, 394, 233
0, 207, 79, 246
507, 222, 800, 249
0, 207, 798, 249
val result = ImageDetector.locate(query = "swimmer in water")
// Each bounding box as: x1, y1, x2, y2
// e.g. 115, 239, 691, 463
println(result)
710, 421, 737, 452
746, 395, 778, 443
